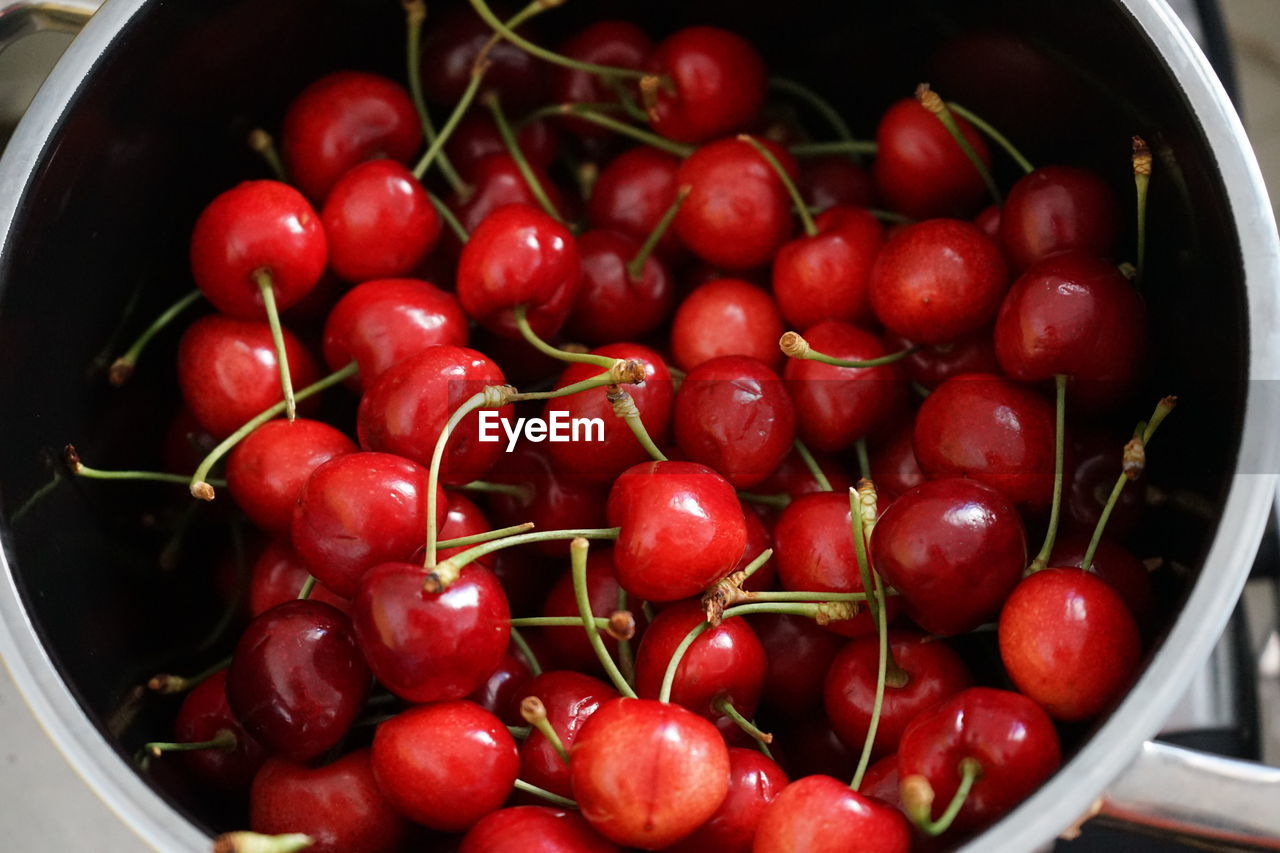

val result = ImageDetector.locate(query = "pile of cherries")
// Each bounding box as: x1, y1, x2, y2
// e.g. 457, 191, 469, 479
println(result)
80, 1, 1179, 851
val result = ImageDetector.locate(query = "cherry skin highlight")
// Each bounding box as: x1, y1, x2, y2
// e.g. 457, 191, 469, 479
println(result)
321, 160, 441, 284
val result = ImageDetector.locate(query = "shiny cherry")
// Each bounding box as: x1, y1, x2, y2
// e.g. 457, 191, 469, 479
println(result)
321, 160, 440, 284
171, 669, 265, 791
645, 26, 766, 144
1064, 429, 1145, 537
468, 646, 535, 727
754, 775, 913, 853
668, 747, 788, 853
1050, 533, 1153, 624
586, 147, 683, 259
451, 153, 572, 238
999, 165, 1119, 271
248, 538, 348, 616
553, 20, 653, 136
461, 806, 620, 853
772, 206, 883, 330
873, 97, 991, 220
227, 418, 355, 533
671, 278, 786, 372
563, 229, 674, 345
751, 613, 845, 720
519, 670, 618, 798
868, 430, 925, 503
885, 328, 1000, 390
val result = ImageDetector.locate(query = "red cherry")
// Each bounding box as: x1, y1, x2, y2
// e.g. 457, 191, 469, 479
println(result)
456, 203, 582, 340
869, 219, 1009, 346
352, 562, 509, 703
248, 538, 349, 616
570, 697, 731, 848
177, 315, 320, 440
227, 418, 355, 533
898, 687, 1061, 834
436, 492, 500, 567
645, 27, 766, 144
912, 373, 1056, 510
884, 328, 1000, 390
421, 5, 547, 111
999, 166, 1119, 271
1050, 533, 1153, 624
468, 647, 534, 727
757, 445, 854, 499
587, 147, 683, 259
518, 670, 618, 797
873, 98, 991, 220
553, 20, 653, 136
668, 747, 788, 853
870, 478, 1026, 636
736, 500, 777, 592
975, 203, 1002, 239
461, 806, 621, 853
250, 749, 408, 853
226, 599, 370, 761
800, 156, 876, 213
280, 71, 421, 203
999, 567, 1141, 720
171, 670, 265, 791
539, 548, 642, 672
673, 355, 795, 489
452, 154, 573, 237
320, 160, 440, 284
671, 279, 786, 372
563, 229, 675, 345
825, 630, 972, 757
868, 431, 925, 504
446, 113, 559, 181
290, 451, 444, 598
1064, 430, 1145, 537
782, 321, 907, 453
488, 442, 610, 556
754, 775, 912, 853
371, 701, 518, 831
751, 613, 845, 720
772, 206, 883, 330
608, 460, 747, 601
674, 139, 795, 270
858, 753, 903, 809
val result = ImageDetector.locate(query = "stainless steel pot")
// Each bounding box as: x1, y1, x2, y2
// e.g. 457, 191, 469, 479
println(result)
0, 0, 1277, 850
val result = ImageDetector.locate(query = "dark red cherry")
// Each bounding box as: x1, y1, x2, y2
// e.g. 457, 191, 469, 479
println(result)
570, 697, 731, 848
563, 229, 674, 345
736, 499, 777, 592
799, 155, 876, 213
645, 26, 766, 144
873, 98, 991, 220
227, 418, 355, 533
869, 218, 1009, 346
280, 71, 421, 203
671, 278, 786, 372
540, 547, 642, 672
608, 460, 747, 602
487, 442, 609, 556
290, 451, 444, 598
868, 430, 925, 503
999, 165, 1120, 271
587, 147, 683, 259
885, 328, 1000, 390
177, 315, 320, 439
553, 20, 653, 135
468, 647, 535, 727
461, 806, 620, 853
772, 206, 883, 330
519, 670, 618, 798
321, 160, 440, 284
783, 321, 907, 453
674, 138, 795, 270
248, 538, 349, 616
754, 775, 912, 853
250, 750, 408, 853
436, 492, 500, 567
975, 203, 1002, 239
171, 670, 265, 791
898, 687, 1061, 835
452, 153, 573, 237
773, 715, 857, 782
870, 478, 1027, 636
1050, 533, 1153, 624
674, 355, 795, 488
456, 203, 581, 340
226, 599, 370, 761
421, 5, 547, 111
1064, 430, 1145, 537
858, 753, 904, 809
825, 630, 972, 757
912, 373, 1056, 511
668, 747, 788, 853
322, 278, 469, 391
446, 113, 559, 181
758, 446, 854, 499
751, 613, 845, 720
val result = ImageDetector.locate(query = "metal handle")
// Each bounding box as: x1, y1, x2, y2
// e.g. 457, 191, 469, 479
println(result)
1091, 740, 1280, 849
0, 1, 100, 52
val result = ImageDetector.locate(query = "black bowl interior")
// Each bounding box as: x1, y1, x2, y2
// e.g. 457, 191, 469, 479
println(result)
0, 0, 1245, 840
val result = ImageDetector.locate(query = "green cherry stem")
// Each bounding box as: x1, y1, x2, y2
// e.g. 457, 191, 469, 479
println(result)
428, 191, 469, 243
868, 208, 915, 225
454, 479, 534, 502
850, 565, 890, 791
570, 537, 638, 698
521, 696, 570, 764
529, 104, 693, 157
468, 0, 651, 82
109, 289, 202, 386
616, 586, 636, 685
780, 330, 916, 368
626, 185, 690, 281
1027, 374, 1068, 574
849, 487, 879, 626
297, 575, 317, 600
855, 438, 872, 481
442, 522, 536, 551
741, 590, 874, 604
63, 445, 225, 488
510, 364, 647, 403
789, 140, 879, 157
144, 729, 237, 758
740, 134, 817, 237
736, 491, 791, 509
507, 724, 532, 739
946, 101, 1034, 175
147, 656, 230, 694
412, 56, 489, 181
212, 832, 314, 853
509, 625, 543, 677
916, 84, 1001, 205
251, 270, 297, 421
513, 778, 578, 809
715, 696, 773, 745
513, 304, 617, 368
247, 129, 288, 182
485, 91, 562, 222
609, 387, 667, 463
509, 615, 623, 631
793, 438, 833, 492
427, 527, 620, 593
768, 77, 858, 151
1133, 135, 1152, 286
903, 758, 983, 836
402, 0, 467, 195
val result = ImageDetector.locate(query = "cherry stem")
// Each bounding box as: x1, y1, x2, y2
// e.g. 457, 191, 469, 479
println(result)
793, 439, 833, 492
1081, 395, 1176, 571
147, 657, 229, 694
916, 83, 1001, 205
850, 563, 891, 791
609, 387, 667, 463
189, 361, 358, 500
740, 134, 817, 237
446, 522, 538, 553
249, 270, 297, 421
468, 0, 651, 82
513, 304, 617, 368
402, 0, 467, 195
158, 501, 201, 572
849, 486, 880, 627
868, 208, 914, 225
509, 615, 620, 631
513, 777, 578, 808
63, 444, 224, 488
626, 186, 689, 281
658, 621, 708, 703
144, 728, 237, 758
904, 757, 983, 836
1028, 374, 1068, 575
788, 139, 880, 158
485, 91, 563, 222
527, 104, 693, 157
521, 696, 570, 764
715, 695, 773, 745
570, 537, 639, 698
510, 365, 646, 402
769, 76, 858, 151
455, 479, 534, 502
736, 491, 791, 509
411, 52, 489, 181
247, 129, 287, 182
428, 527, 620, 593
428, 191, 469, 243
780, 330, 916, 368
1133, 135, 1152, 286
109, 289, 202, 386
616, 586, 636, 685
296, 575, 316, 600
212, 832, 314, 853
742, 590, 874, 603
947, 101, 1034, 174
509, 625, 543, 677
855, 438, 871, 480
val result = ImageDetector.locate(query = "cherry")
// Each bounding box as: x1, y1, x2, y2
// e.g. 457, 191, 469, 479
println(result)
999, 165, 1119, 271
586, 147, 683, 259
772, 206, 883, 331
799, 155, 876, 213
540, 548, 641, 671
371, 701, 518, 831
563, 229, 674, 345
248, 538, 348, 616
736, 501, 777, 592
352, 561, 509, 703
553, 20, 654, 136
674, 138, 795, 270
290, 451, 444, 598
1064, 430, 1145, 537
226, 418, 355, 533
280, 71, 421, 203
320, 160, 440, 284
912, 373, 1056, 511
168, 669, 265, 791
437, 492, 501, 567
645, 27, 766, 144
177, 315, 320, 440
884, 328, 1000, 390
461, 806, 620, 852
858, 753, 903, 808
421, 4, 548, 112
825, 630, 972, 758
469, 646, 535, 727
873, 97, 991, 220
456, 203, 582, 340
868, 431, 925, 503
673, 355, 796, 488
671, 278, 786, 372
608, 460, 747, 601
668, 747, 788, 853
518, 670, 618, 798
753, 775, 912, 853
249, 750, 408, 853
322, 278, 469, 391
782, 321, 907, 453
446, 113, 559, 181
487, 442, 610, 555
994, 251, 1146, 409
452, 153, 573, 238
751, 613, 845, 720
570, 697, 731, 848
999, 567, 1141, 721
870, 478, 1026, 636
758, 445, 854, 499
868, 219, 1009, 346
897, 687, 1061, 835
974, 203, 1002, 239
226, 599, 370, 761
1050, 532, 1153, 624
